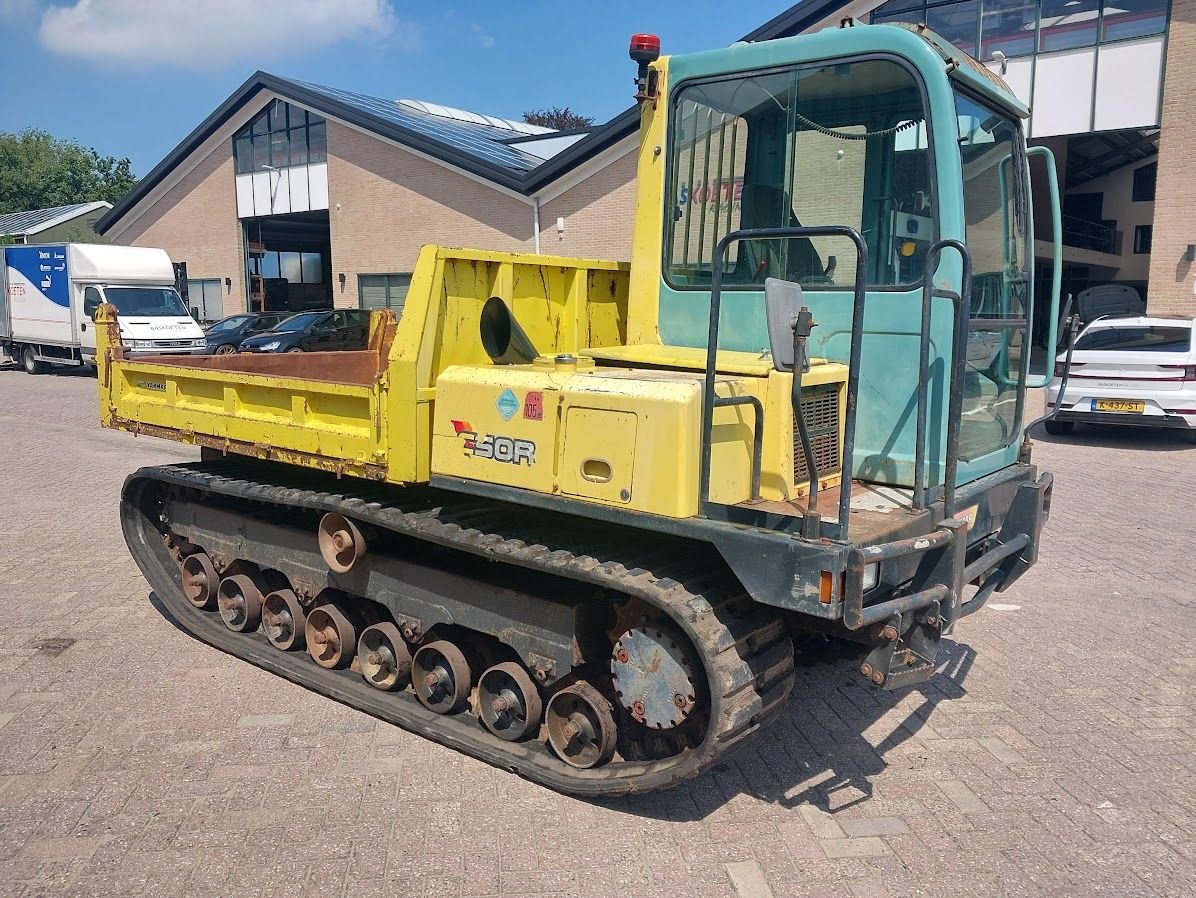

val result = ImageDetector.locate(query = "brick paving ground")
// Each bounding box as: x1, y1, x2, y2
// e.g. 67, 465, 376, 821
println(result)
0, 363, 1192, 898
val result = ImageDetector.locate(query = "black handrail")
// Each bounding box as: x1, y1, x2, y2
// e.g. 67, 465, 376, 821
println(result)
912, 239, 973, 516
700, 225, 868, 540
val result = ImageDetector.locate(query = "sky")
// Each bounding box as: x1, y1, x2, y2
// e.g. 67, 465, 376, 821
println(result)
0, 0, 801, 176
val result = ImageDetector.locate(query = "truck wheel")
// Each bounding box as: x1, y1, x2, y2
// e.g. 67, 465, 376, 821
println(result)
22, 347, 45, 375
1043, 419, 1073, 436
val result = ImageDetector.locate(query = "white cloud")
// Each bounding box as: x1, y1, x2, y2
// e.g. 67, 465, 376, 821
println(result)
470, 22, 495, 49
38, 0, 418, 68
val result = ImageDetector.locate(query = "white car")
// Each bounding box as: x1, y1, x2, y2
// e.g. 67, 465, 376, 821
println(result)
1045, 315, 1196, 440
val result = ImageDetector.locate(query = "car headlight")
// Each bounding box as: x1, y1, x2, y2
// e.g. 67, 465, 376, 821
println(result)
861, 562, 880, 592
259, 341, 281, 351
191, 339, 206, 348
130, 340, 153, 349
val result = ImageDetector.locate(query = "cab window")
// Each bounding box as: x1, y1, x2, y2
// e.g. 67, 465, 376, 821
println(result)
666, 58, 934, 290
954, 91, 1031, 460
83, 287, 102, 317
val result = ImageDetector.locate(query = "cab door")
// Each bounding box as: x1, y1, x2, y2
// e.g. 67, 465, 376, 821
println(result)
79, 286, 102, 359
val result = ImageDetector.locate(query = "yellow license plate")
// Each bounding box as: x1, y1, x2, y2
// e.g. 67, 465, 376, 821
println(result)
1094, 399, 1145, 413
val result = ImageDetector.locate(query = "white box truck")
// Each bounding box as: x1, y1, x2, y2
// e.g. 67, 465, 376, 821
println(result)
0, 243, 207, 374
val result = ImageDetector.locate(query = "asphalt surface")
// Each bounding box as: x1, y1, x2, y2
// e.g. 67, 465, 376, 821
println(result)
0, 363, 1192, 898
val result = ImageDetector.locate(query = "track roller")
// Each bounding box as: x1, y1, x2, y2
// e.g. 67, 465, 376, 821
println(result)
181, 552, 219, 610
318, 513, 366, 573
411, 640, 471, 714
545, 682, 617, 769
305, 603, 359, 669
262, 589, 306, 651
357, 623, 412, 691
217, 574, 264, 633
477, 662, 542, 741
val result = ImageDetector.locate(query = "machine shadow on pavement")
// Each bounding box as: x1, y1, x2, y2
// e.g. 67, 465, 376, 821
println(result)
611, 637, 974, 822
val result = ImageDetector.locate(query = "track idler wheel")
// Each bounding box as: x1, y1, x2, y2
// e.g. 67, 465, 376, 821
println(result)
262, 589, 307, 651
477, 662, 542, 742
411, 640, 471, 714
358, 623, 412, 691
217, 574, 264, 633
181, 552, 219, 610
305, 603, 359, 670
545, 682, 617, 769
318, 513, 366, 573
611, 623, 698, 729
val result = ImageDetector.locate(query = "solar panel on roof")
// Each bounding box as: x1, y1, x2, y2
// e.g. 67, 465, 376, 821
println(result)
288, 79, 545, 173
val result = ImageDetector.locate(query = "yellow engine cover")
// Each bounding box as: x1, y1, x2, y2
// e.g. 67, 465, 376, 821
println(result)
431, 355, 846, 519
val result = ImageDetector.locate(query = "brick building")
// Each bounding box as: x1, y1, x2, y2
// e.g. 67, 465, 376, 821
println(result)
98, 74, 639, 321
98, 1, 1194, 322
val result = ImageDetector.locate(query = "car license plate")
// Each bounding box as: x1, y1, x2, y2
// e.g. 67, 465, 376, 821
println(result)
1093, 399, 1145, 413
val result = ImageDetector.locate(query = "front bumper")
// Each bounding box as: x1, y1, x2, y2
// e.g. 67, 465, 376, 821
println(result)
840, 471, 1053, 690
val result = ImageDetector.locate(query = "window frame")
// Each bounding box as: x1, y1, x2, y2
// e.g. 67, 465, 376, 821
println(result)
952, 83, 1034, 460
1133, 223, 1153, 254
1132, 161, 1157, 202
660, 52, 941, 295
233, 99, 326, 175
357, 273, 413, 314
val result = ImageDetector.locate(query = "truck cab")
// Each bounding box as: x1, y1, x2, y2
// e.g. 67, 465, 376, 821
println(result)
1, 243, 206, 373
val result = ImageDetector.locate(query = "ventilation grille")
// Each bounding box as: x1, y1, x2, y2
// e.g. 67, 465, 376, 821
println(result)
793, 383, 842, 484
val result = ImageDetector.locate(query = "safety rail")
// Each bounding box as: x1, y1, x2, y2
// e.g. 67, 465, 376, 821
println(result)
912, 239, 974, 514
699, 225, 869, 541
841, 526, 960, 630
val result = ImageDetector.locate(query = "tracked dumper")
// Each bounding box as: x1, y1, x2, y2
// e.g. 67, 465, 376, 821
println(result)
98, 24, 1061, 795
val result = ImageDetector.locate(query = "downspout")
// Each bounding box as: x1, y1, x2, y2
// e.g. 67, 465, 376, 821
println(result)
533, 196, 542, 254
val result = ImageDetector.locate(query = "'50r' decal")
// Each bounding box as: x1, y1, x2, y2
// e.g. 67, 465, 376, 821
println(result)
451, 420, 535, 466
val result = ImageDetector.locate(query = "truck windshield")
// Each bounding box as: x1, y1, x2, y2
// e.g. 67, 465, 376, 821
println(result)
105, 287, 190, 318
666, 58, 934, 290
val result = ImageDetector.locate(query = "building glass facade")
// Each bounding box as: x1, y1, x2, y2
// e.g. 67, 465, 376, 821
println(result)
870, 0, 1169, 61
233, 100, 327, 175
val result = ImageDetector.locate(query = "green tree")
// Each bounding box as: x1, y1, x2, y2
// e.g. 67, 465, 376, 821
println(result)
521, 107, 594, 130
0, 129, 138, 215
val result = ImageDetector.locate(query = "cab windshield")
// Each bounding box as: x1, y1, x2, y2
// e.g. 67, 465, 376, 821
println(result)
105, 287, 189, 317
666, 58, 934, 290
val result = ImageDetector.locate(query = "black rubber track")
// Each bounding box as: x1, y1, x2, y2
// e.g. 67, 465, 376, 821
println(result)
121, 460, 796, 796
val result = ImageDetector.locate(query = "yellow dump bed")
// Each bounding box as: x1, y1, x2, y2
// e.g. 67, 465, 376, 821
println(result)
98, 246, 632, 484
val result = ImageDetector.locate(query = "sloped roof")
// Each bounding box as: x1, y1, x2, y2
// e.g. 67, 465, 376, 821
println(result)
293, 80, 548, 174
97, 2, 846, 235
0, 201, 112, 237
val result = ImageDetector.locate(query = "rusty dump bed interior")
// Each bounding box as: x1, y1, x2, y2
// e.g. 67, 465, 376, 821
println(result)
141, 316, 397, 386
